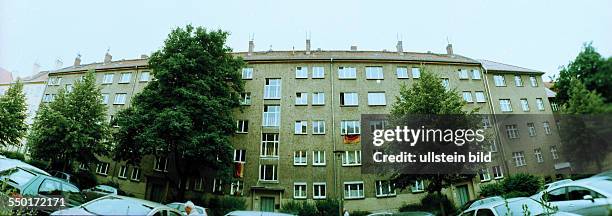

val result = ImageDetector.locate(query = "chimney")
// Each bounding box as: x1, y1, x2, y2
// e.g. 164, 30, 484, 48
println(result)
248, 40, 254, 56
74, 54, 81, 67
104, 51, 112, 63
54, 59, 63, 70
446, 43, 453, 55
350, 45, 357, 51
396, 40, 404, 55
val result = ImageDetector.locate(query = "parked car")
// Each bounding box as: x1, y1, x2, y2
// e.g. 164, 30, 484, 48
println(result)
367, 212, 434, 216
591, 170, 612, 180
455, 196, 504, 215
460, 197, 579, 216
543, 179, 573, 190
0, 155, 49, 175
49, 171, 75, 184
531, 177, 612, 215
224, 211, 296, 216
167, 202, 211, 216
51, 194, 182, 216
82, 185, 126, 201
0, 167, 86, 214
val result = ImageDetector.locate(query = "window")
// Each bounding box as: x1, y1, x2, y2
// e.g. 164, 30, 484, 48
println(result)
234, 149, 246, 162
493, 75, 506, 86
527, 123, 537, 137
551, 146, 559, 160
154, 157, 168, 172
240, 93, 251, 105
492, 165, 503, 179
212, 178, 223, 193
340, 92, 358, 106
294, 151, 307, 165
340, 120, 360, 135
264, 78, 281, 99
295, 92, 308, 105
338, 67, 357, 79
230, 180, 243, 195
396, 67, 408, 78
472, 69, 481, 79
312, 121, 325, 134
367, 92, 386, 106
490, 140, 498, 152
242, 68, 253, 79
261, 133, 279, 157
65, 84, 73, 93
536, 98, 545, 111
365, 66, 383, 79
295, 66, 308, 78
119, 72, 132, 83
411, 68, 421, 78
101, 94, 109, 104
96, 162, 109, 175
79, 163, 87, 170
342, 150, 362, 166
312, 92, 325, 105
514, 75, 523, 87
530, 76, 538, 87
441, 78, 450, 90
193, 178, 204, 191
520, 99, 530, 111
313, 183, 326, 199
259, 164, 277, 181
482, 116, 491, 129
462, 91, 473, 103
48, 77, 62, 86
513, 152, 526, 167
130, 167, 140, 181
118, 166, 128, 179
411, 180, 425, 192
543, 121, 552, 135
38, 179, 62, 195
295, 121, 307, 134
236, 120, 249, 133
376, 180, 396, 197
369, 120, 388, 132
344, 182, 364, 199
114, 93, 127, 105
458, 69, 469, 79
499, 99, 512, 112
506, 124, 519, 139
480, 169, 491, 181
294, 183, 307, 199
43, 94, 52, 103
140, 71, 150, 82
313, 151, 326, 166
262, 105, 280, 127
312, 67, 325, 78
475, 91, 486, 103
534, 148, 544, 163
103, 73, 114, 84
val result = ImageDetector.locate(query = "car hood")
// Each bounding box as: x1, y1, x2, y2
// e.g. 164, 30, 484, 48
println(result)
51, 207, 94, 216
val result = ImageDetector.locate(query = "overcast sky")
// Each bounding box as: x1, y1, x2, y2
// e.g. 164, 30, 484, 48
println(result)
1, 0, 610, 81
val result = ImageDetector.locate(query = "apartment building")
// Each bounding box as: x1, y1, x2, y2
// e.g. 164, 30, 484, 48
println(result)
40, 42, 563, 212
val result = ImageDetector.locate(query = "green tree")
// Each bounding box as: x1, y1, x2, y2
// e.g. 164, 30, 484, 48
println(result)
113, 25, 245, 200
390, 69, 478, 216
28, 71, 110, 171
0, 81, 28, 148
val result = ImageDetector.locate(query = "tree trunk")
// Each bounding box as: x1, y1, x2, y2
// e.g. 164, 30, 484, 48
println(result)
438, 190, 446, 216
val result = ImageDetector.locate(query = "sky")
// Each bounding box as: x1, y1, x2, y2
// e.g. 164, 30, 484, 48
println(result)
1, 0, 611, 81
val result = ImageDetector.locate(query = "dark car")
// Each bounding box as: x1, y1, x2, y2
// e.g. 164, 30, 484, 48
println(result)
0, 167, 86, 214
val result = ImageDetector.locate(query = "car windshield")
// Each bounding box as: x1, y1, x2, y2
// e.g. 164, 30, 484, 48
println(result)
0, 168, 36, 187
83, 197, 153, 215
493, 199, 554, 216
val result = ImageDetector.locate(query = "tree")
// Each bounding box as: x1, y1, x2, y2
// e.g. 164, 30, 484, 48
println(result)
28, 71, 110, 171
554, 42, 612, 103
113, 25, 245, 201
0, 81, 28, 148
390, 69, 478, 216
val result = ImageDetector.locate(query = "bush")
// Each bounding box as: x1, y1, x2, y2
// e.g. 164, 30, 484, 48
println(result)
479, 182, 504, 197
399, 193, 456, 216
73, 169, 97, 190
205, 196, 247, 216
24, 159, 49, 170
350, 210, 372, 216
281, 200, 318, 216
0, 150, 25, 161
315, 199, 340, 216
501, 173, 543, 197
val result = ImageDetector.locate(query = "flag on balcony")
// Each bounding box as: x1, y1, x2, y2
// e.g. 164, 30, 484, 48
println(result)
234, 162, 244, 178
343, 134, 361, 144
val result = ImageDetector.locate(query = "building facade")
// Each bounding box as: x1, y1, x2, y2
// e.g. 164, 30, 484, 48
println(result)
40, 43, 565, 213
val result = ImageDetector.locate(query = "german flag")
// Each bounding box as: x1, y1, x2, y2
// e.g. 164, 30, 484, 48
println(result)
343, 134, 361, 144
234, 162, 244, 178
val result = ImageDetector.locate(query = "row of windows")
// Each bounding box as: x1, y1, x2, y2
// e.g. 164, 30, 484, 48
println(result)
505, 121, 553, 139
47, 71, 150, 86
43, 92, 128, 105
512, 146, 559, 167
239, 118, 360, 135
479, 165, 504, 181
499, 98, 546, 112
493, 74, 539, 87
243, 67, 483, 81
293, 180, 424, 199
87, 162, 141, 182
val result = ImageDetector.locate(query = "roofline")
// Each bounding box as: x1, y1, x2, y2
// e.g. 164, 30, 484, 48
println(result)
479, 59, 544, 75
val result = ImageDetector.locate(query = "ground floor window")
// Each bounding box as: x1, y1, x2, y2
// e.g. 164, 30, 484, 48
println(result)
344, 182, 364, 199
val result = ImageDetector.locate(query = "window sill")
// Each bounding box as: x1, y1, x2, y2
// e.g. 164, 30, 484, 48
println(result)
494, 177, 504, 180
480, 179, 491, 183
294, 164, 307, 166
259, 180, 279, 183
340, 105, 358, 107
313, 164, 326, 166
294, 133, 307, 135
130, 179, 140, 182
263, 98, 281, 100
295, 104, 308, 106
312, 104, 325, 106
118, 82, 130, 84
235, 132, 248, 134
313, 197, 326, 200
293, 197, 307, 199
338, 78, 357, 80
376, 194, 397, 198
312, 133, 326, 135
368, 104, 387, 106
366, 78, 384, 80
342, 164, 362, 167
118, 176, 127, 180
397, 77, 410, 79
411, 190, 425, 194
344, 197, 365, 200
312, 77, 325, 79
240, 104, 252, 106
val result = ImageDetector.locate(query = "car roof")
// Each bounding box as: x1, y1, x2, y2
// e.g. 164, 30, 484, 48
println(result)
226, 210, 296, 216
0, 158, 50, 176
464, 197, 526, 212
91, 195, 168, 208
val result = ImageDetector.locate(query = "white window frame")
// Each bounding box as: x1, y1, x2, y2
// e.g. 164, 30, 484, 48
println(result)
535, 148, 544, 163
375, 180, 396, 197
494, 75, 506, 86
313, 151, 326, 166
344, 182, 365, 199
527, 123, 537, 137
340, 120, 360, 135
480, 169, 491, 182
411, 67, 421, 78
396, 67, 409, 79
294, 121, 307, 134
365, 66, 384, 80
259, 164, 278, 181
154, 157, 168, 172
551, 146, 559, 160
462, 91, 473, 103
140, 71, 151, 82
492, 165, 504, 179
95, 162, 109, 175
260, 133, 279, 157
490, 140, 498, 152
367, 92, 386, 106
294, 183, 307, 199
114, 93, 127, 105
102, 73, 114, 84
195, 178, 204, 191
312, 67, 325, 78
118, 165, 128, 179
119, 72, 132, 83
506, 124, 519, 139
543, 121, 552, 135
475, 91, 486, 103
472, 69, 481, 80
234, 149, 246, 162
458, 69, 469, 79
236, 120, 248, 133
340, 92, 358, 106
295, 66, 308, 79
514, 75, 524, 87
342, 150, 362, 166
101, 93, 109, 104
313, 183, 327, 199
230, 180, 243, 195
500, 99, 512, 112
513, 151, 526, 167
441, 78, 450, 90
536, 98, 545, 111
520, 99, 530, 111
240, 92, 251, 105
312, 121, 326, 134
242, 68, 253, 79
294, 151, 307, 166
312, 92, 325, 105
262, 105, 280, 127
295, 92, 308, 105
530, 76, 538, 87
338, 67, 357, 79
264, 78, 281, 99
131, 167, 140, 181
411, 180, 425, 193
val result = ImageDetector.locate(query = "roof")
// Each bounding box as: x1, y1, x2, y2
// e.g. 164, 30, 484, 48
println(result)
478, 59, 542, 74
0, 67, 13, 84
545, 88, 557, 97
50, 58, 149, 74
235, 50, 480, 64
16, 71, 49, 83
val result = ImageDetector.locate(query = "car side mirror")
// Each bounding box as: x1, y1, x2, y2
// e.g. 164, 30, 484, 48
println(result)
583, 195, 594, 202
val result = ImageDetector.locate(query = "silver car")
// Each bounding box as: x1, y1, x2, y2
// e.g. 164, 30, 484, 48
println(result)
532, 177, 612, 215
460, 197, 579, 216
51, 195, 182, 216
225, 211, 296, 216
167, 202, 211, 216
